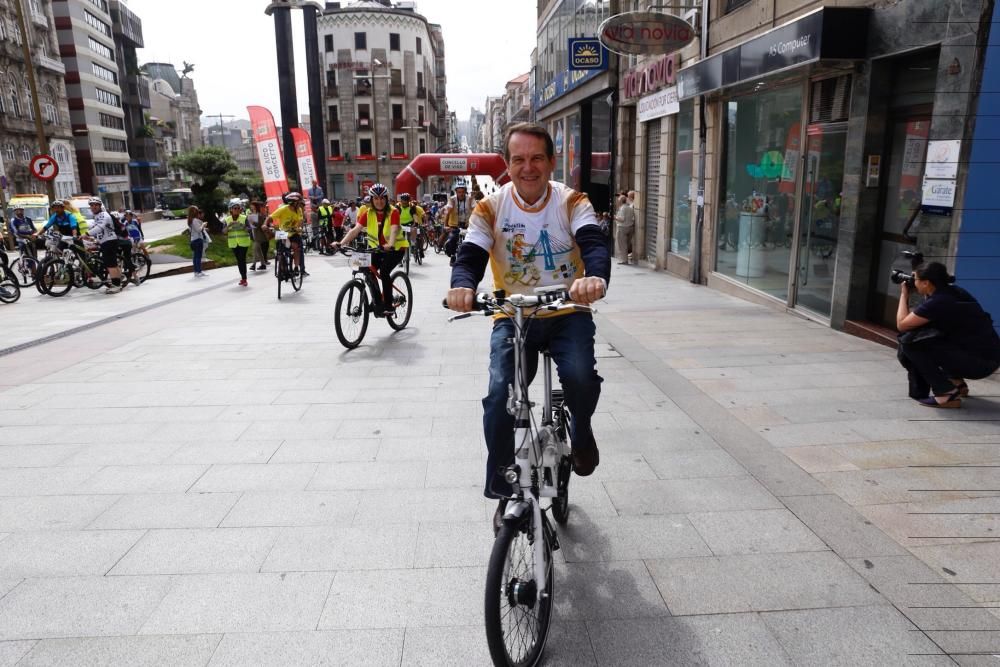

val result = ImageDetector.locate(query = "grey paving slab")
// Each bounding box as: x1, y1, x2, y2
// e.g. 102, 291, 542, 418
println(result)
337, 418, 433, 439
0, 576, 174, 640
423, 458, 483, 488
269, 439, 381, 464
0, 495, 119, 532
558, 515, 711, 562
0, 530, 145, 578
586, 614, 792, 666
375, 436, 483, 461
189, 463, 318, 493
757, 422, 867, 448
399, 624, 490, 667
0, 467, 100, 496
220, 491, 359, 527
308, 460, 429, 491
761, 605, 943, 666
208, 629, 403, 667
75, 465, 209, 495
0, 445, 79, 467
261, 524, 417, 572
813, 466, 1000, 506
109, 528, 282, 576
686, 509, 829, 555
604, 477, 783, 515
909, 542, 1000, 603
139, 572, 333, 635
586, 451, 658, 482
412, 522, 495, 568
553, 559, 669, 621
18, 634, 222, 667
217, 404, 308, 422
642, 449, 746, 480
0, 640, 34, 666
646, 551, 885, 615
859, 501, 1000, 547
165, 440, 283, 465
353, 488, 489, 525
319, 567, 483, 629
88, 493, 240, 530
0, 581, 19, 600
60, 442, 185, 466
781, 494, 908, 558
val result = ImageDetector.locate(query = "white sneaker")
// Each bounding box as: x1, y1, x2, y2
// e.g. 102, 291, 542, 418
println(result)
105, 285, 121, 294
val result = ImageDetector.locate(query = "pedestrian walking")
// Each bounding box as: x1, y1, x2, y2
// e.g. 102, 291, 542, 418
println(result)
187, 206, 208, 277
223, 200, 253, 286
614, 194, 635, 265
248, 201, 269, 270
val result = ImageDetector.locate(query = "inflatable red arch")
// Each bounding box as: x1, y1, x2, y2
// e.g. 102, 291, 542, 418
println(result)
394, 153, 510, 198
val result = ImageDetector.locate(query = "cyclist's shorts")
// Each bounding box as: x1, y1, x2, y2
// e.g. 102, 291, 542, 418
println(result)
289, 233, 302, 244
99, 240, 119, 268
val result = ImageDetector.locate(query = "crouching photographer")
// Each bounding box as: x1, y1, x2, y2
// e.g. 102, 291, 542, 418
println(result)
896, 262, 1000, 408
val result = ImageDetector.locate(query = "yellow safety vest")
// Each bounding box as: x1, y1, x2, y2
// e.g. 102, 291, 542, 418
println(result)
365, 206, 408, 250
397, 204, 422, 227
224, 213, 252, 248
317, 205, 334, 226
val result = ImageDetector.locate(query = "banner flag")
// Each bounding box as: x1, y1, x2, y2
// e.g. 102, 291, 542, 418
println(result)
290, 127, 318, 218
247, 106, 287, 213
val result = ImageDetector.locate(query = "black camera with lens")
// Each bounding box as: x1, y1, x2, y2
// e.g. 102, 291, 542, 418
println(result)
889, 250, 924, 287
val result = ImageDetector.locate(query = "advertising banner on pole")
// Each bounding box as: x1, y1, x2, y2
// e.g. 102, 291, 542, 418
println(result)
290, 127, 318, 219
247, 106, 288, 213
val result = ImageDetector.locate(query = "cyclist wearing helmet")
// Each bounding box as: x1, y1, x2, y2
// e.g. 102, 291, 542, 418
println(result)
444, 180, 472, 265
267, 192, 307, 276
8, 205, 37, 258
86, 197, 134, 293
396, 192, 424, 248
332, 182, 404, 316
42, 199, 79, 238
317, 198, 335, 252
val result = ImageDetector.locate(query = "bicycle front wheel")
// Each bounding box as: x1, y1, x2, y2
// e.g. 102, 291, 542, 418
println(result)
132, 252, 150, 283
12, 256, 38, 287
485, 512, 554, 667
334, 280, 369, 349
41, 259, 73, 297
291, 263, 303, 292
0, 267, 21, 304
385, 270, 412, 331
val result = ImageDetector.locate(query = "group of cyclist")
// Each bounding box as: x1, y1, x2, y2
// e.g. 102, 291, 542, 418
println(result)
5, 197, 144, 294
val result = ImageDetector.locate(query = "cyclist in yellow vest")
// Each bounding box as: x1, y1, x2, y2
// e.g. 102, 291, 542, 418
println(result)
396, 192, 424, 248
317, 198, 335, 254
223, 200, 253, 286
266, 192, 307, 276
332, 182, 404, 316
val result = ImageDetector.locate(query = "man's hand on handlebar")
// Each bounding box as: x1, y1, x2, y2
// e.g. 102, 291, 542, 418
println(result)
570, 276, 606, 306
446, 287, 475, 313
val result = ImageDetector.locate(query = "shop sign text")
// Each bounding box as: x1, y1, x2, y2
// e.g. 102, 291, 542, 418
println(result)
599, 11, 696, 56
569, 39, 607, 71
622, 53, 678, 101
637, 86, 679, 123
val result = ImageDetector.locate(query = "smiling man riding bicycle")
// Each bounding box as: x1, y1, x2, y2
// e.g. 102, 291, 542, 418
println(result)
445, 122, 610, 524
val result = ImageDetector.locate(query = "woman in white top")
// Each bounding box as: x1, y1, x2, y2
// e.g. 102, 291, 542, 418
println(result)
187, 206, 208, 277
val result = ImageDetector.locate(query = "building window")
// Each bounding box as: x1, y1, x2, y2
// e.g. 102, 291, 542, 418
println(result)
8, 75, 20, 118
392, 137, 405, 155
102, 137, 127, 152
389, 33, 400, 51
21, 145, 33, 162
416, 37, 421, 54
724, 0, 752, 12
417, 72, 423, 89
88, 37, 114, 60
324, 34, 333, 52
99, 112, 125, 130
354, 32, 366, 50
418, 105, 424, 124
358, 103, 370, 121
94, 161, 126, 176
95, 88, 120, 107
3, 144, 14, 162
328, 105, 339, 122
92, 62, 118, 84
330, 139, 340, 156
359, 138, 372, 155
84, 10, 111, 37
670, 100, 695, 257
326, 70, 337, 88
419, 137, 426, 153
86, 0, 110, 12
391, 104, 403, 121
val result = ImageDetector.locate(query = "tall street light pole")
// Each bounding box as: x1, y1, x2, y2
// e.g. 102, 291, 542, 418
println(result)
13, 0, 55, 202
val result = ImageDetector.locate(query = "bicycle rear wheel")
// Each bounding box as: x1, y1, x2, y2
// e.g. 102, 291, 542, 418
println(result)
12, 256, 38, 287
276, 253, 284, 300
0, 267, 20, 304
485, 511, 554, 667
335, 280, 369, 349
386, 270, 412, 331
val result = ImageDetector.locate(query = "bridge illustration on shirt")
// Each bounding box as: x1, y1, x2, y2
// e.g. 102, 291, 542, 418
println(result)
505, 229, 579, 286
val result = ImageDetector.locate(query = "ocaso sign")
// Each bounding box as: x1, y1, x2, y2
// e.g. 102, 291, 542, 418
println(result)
622, 53, 678, 101
599, 11, 695, 56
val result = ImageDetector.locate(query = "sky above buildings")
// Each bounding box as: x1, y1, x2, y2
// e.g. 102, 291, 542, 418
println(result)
132, 0, 537, 127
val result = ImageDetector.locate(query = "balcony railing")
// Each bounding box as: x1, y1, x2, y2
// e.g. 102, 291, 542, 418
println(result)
356, 118, 372, 130
389, 84, 405, 96
427, 94, 438, 110
391, 118, 405, 130
416, 86, 426, 99
37, 54, 66, 74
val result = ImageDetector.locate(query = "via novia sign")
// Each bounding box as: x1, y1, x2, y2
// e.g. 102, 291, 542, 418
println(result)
599, 11, 696, 56
29, 154, 59, 182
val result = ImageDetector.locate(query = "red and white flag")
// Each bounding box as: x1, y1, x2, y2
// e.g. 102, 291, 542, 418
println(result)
290, 127, 318, 218
247, 106, 287, 213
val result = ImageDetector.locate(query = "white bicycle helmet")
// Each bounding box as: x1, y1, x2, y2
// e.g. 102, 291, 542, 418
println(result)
368, 182, 389, 198
284, 192, 303, 202
87, 197, 102, 206
228, 199, 243, 209
321, 198, 330, 205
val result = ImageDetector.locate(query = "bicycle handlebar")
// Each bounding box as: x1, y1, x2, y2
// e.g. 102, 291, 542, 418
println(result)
442, 288, 587, 321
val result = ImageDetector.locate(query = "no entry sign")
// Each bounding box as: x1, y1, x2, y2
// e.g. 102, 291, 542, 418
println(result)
29, 154, 59, 181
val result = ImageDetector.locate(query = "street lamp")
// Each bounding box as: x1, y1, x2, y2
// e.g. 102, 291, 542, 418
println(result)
353, 58, 391, 186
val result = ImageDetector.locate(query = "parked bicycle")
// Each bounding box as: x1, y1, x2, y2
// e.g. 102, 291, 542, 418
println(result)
39, 237, 108, 297
273, 230, 303, 300
9, 238, 39, 288
333, 246, 413, 349
446, 287, 584, 667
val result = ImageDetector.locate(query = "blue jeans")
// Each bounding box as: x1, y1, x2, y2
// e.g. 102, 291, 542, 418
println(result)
191, 239, 204, 273
482, 312, 602, 498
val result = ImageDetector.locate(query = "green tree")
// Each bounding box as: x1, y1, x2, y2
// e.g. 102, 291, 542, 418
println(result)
224, 169, 265, 202
170, 146, 238, 230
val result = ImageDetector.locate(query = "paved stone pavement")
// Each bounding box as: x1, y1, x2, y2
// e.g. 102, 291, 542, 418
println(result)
0, 250, 998, 665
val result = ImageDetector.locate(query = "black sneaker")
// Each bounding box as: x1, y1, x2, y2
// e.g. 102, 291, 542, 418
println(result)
572, 429, 600, 476
493, 499, 507, 536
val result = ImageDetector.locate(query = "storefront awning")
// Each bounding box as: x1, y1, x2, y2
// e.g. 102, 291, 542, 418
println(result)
678, 7, 870, 100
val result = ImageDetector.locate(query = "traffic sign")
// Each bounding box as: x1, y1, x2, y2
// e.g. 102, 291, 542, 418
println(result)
29, 154, 59, 181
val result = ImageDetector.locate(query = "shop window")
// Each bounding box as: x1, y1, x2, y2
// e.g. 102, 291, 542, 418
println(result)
717, 85, 803, 300
552, 118, 565, 183
670, 100, 695, 256
568, 113, 581, 190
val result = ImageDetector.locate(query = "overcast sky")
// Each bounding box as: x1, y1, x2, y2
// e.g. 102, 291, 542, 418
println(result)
133, 0, 537, 128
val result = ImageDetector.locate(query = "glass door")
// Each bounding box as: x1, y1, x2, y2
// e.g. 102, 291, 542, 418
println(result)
794, 126, 847, 316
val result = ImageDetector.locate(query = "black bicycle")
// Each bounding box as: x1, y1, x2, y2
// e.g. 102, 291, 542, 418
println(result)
273, 230, 303, 300
0, 262, 20, 304
333, 246, 413, 349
